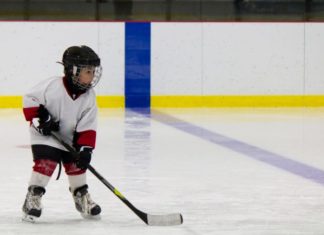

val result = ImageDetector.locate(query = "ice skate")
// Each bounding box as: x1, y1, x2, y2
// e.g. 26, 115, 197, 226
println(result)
71, 184, 101, 219
22, 185, 45, 223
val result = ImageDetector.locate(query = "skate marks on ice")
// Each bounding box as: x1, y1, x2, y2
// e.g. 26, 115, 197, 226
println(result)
6, 215, 189, 235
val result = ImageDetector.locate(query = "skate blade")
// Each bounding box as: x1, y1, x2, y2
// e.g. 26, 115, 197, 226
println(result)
81, 213, 101, 220
22, 213, 38, 223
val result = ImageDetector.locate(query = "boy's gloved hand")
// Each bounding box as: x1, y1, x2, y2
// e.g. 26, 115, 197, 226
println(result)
75, 146, 93, 170
33, 105, 59, 136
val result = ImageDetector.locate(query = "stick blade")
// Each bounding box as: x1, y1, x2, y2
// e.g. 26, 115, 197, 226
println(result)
147, 213, 183, 226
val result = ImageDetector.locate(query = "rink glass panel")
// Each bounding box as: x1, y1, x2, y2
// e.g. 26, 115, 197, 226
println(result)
1, 0, 324, 22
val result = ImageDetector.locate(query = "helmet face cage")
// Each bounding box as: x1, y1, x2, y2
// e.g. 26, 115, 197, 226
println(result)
62, 46, 102, 92
71, 64, 102, 91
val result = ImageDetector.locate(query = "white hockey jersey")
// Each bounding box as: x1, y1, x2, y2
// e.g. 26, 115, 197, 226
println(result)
23, 76, 97, 151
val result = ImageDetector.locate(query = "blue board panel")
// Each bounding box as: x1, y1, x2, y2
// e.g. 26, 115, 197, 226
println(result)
125, 22, 151, 108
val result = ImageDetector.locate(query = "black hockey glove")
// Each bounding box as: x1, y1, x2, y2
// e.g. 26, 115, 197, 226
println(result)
34, 105, 60, 136
75, 147, 93, 170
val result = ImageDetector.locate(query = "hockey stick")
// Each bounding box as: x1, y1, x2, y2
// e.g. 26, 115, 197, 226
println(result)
50, 131, 183, 226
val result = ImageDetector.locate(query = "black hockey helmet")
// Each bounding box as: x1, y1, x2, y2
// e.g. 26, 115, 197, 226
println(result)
62, 45, 102, 92
63, 45, 100, 68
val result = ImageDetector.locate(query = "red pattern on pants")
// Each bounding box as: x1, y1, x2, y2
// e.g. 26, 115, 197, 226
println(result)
63, 163, 86, 175
33, 159, 57, 176
33, 159, 85, 176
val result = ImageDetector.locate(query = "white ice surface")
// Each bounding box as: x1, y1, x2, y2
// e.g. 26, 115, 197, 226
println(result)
1, 108, 324, 235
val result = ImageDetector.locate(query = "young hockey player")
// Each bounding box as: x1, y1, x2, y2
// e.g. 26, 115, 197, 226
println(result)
22, 45, 103, 222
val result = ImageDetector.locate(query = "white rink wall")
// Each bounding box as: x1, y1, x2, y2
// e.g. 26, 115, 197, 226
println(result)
0, 22, 124, 96
0, 22, 324, 96
151, 22, 324, 95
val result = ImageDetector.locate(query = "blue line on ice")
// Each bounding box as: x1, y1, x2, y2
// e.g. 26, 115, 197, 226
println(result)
150, 110, 324, 186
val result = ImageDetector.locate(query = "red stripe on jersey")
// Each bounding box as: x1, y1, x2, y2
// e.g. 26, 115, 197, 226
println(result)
23, 106, 39, 121
33, 159, 57, 177
76, 130, 96, 148
63, 163, 86, 175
